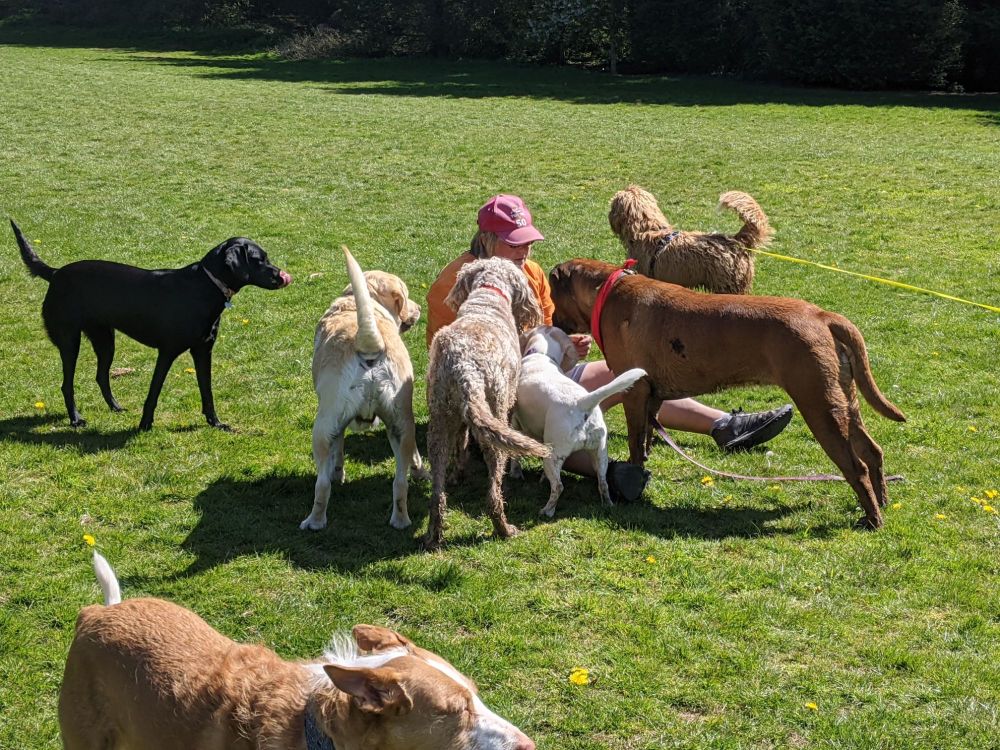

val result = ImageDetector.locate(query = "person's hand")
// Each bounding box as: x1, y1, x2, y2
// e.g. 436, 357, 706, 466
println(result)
569, 334, 592, 358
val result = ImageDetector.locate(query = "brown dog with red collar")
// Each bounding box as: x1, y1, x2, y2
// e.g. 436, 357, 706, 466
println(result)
548, 258, 905, 529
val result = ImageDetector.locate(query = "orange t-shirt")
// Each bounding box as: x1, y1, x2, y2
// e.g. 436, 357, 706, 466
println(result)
425, 253, 555, 347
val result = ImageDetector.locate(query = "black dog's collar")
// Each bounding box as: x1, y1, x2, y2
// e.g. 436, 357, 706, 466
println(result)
203, 267, 235, 307
304, 706, 336, 750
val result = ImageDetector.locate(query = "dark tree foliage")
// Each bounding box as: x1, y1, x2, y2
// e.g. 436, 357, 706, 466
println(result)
2, 0, 997, 89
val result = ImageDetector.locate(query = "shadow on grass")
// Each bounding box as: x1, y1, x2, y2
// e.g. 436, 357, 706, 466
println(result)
2, 25, 997, 113
0, 413, 140, 452
177, 431, 821, 579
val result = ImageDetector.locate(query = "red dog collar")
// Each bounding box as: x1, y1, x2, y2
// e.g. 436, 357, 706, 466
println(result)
480, 284, 510, 303
590, 259, 637, 355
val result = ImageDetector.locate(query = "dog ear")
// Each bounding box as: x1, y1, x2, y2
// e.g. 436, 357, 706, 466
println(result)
353, 624, 413, 652
324, 665, 414, 715
224, 241, 251, 284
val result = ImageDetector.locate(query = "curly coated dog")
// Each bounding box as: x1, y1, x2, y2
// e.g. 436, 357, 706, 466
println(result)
608, 185, 772, 294
424, 258, 550, 549
549, 258, 905, 529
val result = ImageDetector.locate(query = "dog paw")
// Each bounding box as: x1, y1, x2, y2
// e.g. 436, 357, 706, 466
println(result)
70, 417, 88, 428
539, 505, 557, 518
300, 516, 327, 531
494, 522, 519, 539
855, 515, 882, 531
420, 532, 444, 551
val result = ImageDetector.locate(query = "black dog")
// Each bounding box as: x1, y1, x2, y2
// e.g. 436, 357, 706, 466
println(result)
12, 220, 292, 430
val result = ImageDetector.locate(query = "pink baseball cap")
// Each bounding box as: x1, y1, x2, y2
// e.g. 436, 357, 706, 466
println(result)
477, 194, 545, 246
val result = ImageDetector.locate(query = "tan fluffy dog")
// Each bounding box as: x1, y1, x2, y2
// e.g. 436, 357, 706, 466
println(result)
549, 258, 905, 529
302, 247, 426, 533
424, 258, 550, 549
60, 553, 536, 750
609, 185, 773, 294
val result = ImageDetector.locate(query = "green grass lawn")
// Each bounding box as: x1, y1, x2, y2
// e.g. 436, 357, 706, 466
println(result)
1, 31, 998, 749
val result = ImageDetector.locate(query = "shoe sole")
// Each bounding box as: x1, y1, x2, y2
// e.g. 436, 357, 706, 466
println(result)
721, 406, 794, 451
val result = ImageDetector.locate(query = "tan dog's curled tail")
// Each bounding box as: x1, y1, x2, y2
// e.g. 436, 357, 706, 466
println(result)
718, 191, 773, 249
466, 392, 551, 459
92, 551, 122, 606
342, 245, 385, 357
825, 314, 906, 422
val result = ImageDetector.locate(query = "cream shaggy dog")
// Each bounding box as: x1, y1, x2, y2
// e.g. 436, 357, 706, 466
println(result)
512, 325, 646, 517
424, 258, 550, 549
609, 185, 773, 294
302, 247, 426, 533
59, 552, 536, 750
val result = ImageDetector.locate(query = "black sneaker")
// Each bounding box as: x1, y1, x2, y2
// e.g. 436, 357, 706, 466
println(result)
606, 461, 651, 503
710, 405, 794, 452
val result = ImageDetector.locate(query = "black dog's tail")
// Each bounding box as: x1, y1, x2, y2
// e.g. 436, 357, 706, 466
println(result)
11, 220, 56, 281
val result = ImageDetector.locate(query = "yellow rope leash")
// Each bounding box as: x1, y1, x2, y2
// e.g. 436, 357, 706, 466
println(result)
751, 248, 1000, 314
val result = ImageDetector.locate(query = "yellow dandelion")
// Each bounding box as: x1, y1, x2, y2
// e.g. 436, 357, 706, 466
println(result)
935, 513, 947, 520
985, 490, 998, 500
241, 318, 250, 325
805, 702, 819, 711
34, 401, 46, 409
931, 351, 940, 357
956, 485, 967, 492
968, 425, 978, 432
723, 495, 734, 502
971, 497, 983, 505
568, 667, 591, 686
892, 502, 902, 509
700, 476, 714, 486
83, 534, 96, 547
646, 555, 657, 564
768, 484, 781, 492
184, 367, 196, 374
984, 505, 997, 514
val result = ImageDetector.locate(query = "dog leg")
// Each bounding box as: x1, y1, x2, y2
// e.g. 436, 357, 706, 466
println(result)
797, 400, 883, 529
590, 446, 612, 507
483, 445, 518, 538
85, 325, 123, 413
302, 422, 346, 531
539, 455, 565, 518
387, 424, 414, 530
423, 418, 451, 550
621, 380, 653, 466
54, 329, 86, 427
848, 412, 889, 508
139, 349, 182, 430
190, 343, 229, 430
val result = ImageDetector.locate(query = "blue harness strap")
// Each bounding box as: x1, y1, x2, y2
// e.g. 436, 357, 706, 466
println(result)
304, 707, 336, 750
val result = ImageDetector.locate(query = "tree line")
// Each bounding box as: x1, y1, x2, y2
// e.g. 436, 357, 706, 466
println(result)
8, 0, 1000, 90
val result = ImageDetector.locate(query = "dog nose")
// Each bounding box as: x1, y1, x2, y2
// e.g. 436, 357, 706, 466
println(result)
279, 270, 292, 286
514, 734, 535, 750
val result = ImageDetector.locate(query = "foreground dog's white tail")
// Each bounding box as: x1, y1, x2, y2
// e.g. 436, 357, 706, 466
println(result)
342, 245, 385, 357
575, 368, 647, 413
717, 191, 773, 248
92, 551, 122, 606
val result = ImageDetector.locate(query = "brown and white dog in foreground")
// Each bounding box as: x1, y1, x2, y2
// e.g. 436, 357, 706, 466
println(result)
608, 185, 772, 294
302, 247, 427, 533
425, 258, 550, 549
60, 553, 535, 750
549, 259, 905, 529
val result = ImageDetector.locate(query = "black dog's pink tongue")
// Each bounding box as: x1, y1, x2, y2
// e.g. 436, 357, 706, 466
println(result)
279, 270, 293, 287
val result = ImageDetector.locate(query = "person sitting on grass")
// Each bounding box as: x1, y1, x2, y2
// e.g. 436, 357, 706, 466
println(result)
426, 194, 794, 502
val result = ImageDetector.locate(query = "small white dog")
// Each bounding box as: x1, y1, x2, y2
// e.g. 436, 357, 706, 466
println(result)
302, 246, 427, 532
513, 325, 646, 517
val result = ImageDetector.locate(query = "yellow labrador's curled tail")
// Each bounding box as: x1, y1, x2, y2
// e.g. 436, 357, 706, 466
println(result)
92, 552, 122, 606
342, 245, 385, 358
718, 191, 773, 249
826, 313, 906, 422
466, 391, 551, 459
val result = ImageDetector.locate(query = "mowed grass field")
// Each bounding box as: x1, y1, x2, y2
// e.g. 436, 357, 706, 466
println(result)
1, 31, 998, 749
